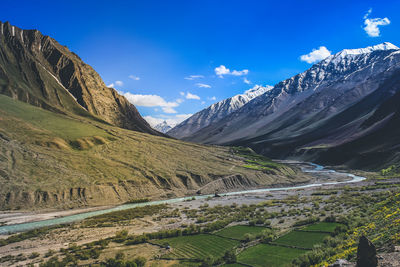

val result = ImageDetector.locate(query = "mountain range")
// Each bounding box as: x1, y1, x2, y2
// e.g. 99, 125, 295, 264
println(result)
173, 42, 400, 169
0, 22, 305, 209
167, 85, 272, 139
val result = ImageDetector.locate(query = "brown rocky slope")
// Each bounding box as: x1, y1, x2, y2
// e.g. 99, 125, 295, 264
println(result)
0, 21, 160, 135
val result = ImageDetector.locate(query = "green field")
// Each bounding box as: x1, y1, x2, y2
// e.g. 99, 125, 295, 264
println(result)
272, 230, 329, 249
215, 225, 268, 240
237, 244, 305, 267
301, 222, 342, 233
152, 234, 239, 260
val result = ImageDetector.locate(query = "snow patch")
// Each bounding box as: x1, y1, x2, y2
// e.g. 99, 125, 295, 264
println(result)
39, 64, 88, 111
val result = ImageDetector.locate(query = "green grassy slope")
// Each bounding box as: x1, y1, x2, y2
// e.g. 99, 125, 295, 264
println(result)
237, 244, 305, 267
272, 231, 329, 249
0, 95, 309, 210
153, 234, 239, 260
215, 225, 268, 241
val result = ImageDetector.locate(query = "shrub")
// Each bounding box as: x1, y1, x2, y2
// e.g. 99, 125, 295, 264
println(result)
223, 249, 237, 263
44, 249, 55, 258
200, 256, 214, 267
293, 217, 319, 227
29, 252, 40, 259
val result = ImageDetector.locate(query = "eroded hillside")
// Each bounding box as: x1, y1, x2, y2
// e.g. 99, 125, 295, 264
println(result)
0, 95, 309, 210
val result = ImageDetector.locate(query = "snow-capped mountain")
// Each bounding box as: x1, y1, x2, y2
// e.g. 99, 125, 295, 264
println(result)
167, 85, 272, 138
153, 120, 174, 133
182, 43, 400, 167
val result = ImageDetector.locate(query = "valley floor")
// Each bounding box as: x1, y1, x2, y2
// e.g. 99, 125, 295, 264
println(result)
0, 163, 399, 266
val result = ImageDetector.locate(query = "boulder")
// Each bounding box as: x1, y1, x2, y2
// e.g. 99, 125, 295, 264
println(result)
357, 235, 378, 267
329, 259, 353, 267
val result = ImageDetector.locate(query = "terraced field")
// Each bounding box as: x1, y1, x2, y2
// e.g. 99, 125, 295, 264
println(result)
272, 230, 329, 249
301, 222, 342, 232
235, 222, 340, 266
237, 244, 305, 267
153, 234, 240, 260
215, 225, 268, 240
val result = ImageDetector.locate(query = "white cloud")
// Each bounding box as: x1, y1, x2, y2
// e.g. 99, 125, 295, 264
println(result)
231, 69, 249, 76
300, 46, 331, 64
128, 75, 140, 81
201, 101, 206, 105
122, 93, 178, 108
162, 107, 177, 114
176, 98, 184, 104
215, 65, 249, 78
196, 83, 211, 88
363, 8, 372, 19
144, 114, 193, 127
107, 80, 124, 87
208, 96, 217, 101
184, 75, 204, 80
186, 92, 201, 100
215, 65, 231, 77
243, 78, 251, 84
363, 9, 390, 37
179, 91, 185, 96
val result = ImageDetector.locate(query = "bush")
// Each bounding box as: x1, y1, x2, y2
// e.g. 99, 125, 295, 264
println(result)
44, 249, 55, 258
200, 256, 214, 267
293, 217, 319, 227
29, 252, 40, 259
102, 256, 146, 267
114, 230, 129, 243
248, 220, 256, 226
134, 257, 146, 267
325, 215, 336, 222
243, 233, 255, 242
115, 252, 125, 260
333, 225, 348, 236
223, 249, 237, 263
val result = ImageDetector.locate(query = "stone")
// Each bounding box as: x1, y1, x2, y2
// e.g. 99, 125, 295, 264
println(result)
329, 259, 353, 267
357, 235, 378, 267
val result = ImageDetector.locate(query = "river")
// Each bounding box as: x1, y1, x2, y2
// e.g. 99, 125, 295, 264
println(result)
0, 163, 365, 235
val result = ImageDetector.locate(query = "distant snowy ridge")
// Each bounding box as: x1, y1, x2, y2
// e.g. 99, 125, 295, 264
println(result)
167, 85, 272, 139
153, 121, 175, 133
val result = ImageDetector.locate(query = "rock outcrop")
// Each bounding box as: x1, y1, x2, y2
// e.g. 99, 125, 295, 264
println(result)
357, 236, 378, 267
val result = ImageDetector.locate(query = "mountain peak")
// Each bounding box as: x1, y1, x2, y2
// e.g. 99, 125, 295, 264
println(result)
0, 22, 161, 135
154, 120, 174, 133
244, 85, 273, 97
333, 42, 399, 58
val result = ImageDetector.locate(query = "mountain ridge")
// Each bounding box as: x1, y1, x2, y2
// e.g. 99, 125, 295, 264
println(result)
179, 42, 400, 169
0, 21, 161, 135
167, 85, 272, 139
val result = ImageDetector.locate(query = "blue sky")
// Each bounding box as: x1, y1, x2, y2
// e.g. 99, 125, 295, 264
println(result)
2, 0, 400, 126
